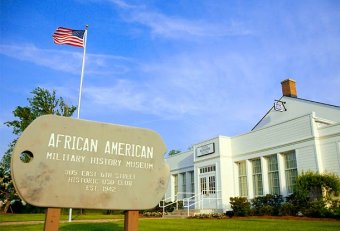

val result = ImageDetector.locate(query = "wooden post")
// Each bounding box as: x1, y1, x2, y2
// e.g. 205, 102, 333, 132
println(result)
124, 210, 139, 231
44, 208, 61, 231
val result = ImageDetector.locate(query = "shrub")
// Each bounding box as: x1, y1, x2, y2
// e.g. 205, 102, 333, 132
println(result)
189, 213, 225, 219
142, 211, 163, 217
294, 172, 340, 202
260, 205, 273, 216
229, 197, 251, 216
302, 199, 329, 218
251, 196, 265, 215
328, 199, 340, 219
225, 210, 234, 218
280, 202, 297, 216
251, 194, 283, 216
292, 172, 340, 218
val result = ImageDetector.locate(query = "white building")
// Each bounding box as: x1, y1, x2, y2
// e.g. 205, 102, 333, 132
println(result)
164, 79, 340, 212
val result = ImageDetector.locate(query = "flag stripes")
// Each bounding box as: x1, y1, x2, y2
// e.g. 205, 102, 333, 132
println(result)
53, 27, 85, 48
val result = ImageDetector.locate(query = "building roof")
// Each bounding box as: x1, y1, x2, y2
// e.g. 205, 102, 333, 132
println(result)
252, 96, 340, 131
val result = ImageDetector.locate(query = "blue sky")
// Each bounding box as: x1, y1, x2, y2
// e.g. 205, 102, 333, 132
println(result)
1, 0, 340, 159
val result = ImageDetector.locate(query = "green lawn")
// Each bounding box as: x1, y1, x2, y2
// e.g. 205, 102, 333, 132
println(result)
0, 213, 124, 222
1, 217, 339, 231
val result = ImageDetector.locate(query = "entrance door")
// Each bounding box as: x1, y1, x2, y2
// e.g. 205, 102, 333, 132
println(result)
199, 174, 216, 208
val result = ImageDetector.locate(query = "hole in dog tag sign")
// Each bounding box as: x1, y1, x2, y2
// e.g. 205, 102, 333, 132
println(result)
11, 115, 169, 210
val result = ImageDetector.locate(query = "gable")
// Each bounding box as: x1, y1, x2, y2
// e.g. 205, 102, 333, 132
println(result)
252, 96, 340, 131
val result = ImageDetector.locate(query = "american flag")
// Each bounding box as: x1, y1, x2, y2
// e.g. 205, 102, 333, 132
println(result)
53, 27, 85, 48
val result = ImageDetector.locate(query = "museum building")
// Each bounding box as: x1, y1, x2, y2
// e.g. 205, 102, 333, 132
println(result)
164, 79, 340, 212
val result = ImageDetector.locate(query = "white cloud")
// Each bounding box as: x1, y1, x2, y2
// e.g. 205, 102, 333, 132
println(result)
0, 43, 134, 76
108, 0, 252, 39
0, 44, 82, 74
81, 48, 275, 129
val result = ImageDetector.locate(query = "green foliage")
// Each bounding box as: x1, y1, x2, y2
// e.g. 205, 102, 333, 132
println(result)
329, 199, 340, 219
231, 192, 340, 218
294, 171, 340, 200
279, 202, 297, 216
0, 141, 15, 176
0, 142, 18, 212
229, 196, 251, 216
232, 172, 340, 218
168, 149, 181, 156
251, 194, 283, 216
302, 199, 331, 218
1, 87, 76, 213
5, 87, 76, 136
292, 171, 340, 218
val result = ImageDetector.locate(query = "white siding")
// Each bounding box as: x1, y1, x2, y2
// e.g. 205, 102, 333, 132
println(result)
165, 151, 193, 171
296, 146, 318, 172
320, 142, 340, 176
318, 123, 340, 176
232, 114, 313, 155
318, 124, 340, 137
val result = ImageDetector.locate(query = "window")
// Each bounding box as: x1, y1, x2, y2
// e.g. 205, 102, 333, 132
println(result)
181, 173, 186, 197
190, 171, 194, 194
267, 155, 280, 195
199, 165, 216, 174
252, 159, 263, 196
200, 177, 207, 194
173, 174, 178, 196
238, 161, 248, 197
209, 176, 216, 194
284, 151, 297, 194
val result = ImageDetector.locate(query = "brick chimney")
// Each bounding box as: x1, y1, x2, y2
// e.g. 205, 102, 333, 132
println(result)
281, 78, 297, 97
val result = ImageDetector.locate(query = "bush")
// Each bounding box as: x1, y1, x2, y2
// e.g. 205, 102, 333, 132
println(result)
292, 172, 340, 218
294, 172, 340, 203
251, 194, 283, 216
328, 199, 340, 219
260, 205, 273, 216
302, 199, 329, 218
229, 197, 251, 216
189, 213, 225, 219
7, 200, 46, 214
280, 202, 297, 216
142, 211, 163, 217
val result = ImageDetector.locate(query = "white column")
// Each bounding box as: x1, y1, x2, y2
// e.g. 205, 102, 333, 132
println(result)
234, 162, 240, 196
277, 153, 287, 196
261, 157, 269, 195
246, 160, 253, 198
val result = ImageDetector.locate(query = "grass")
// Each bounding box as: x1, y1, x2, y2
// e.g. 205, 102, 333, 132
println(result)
1, 215, 340, 231
0, 213, 124, 222
0, 213, 46, 222
139, 218, 340, 231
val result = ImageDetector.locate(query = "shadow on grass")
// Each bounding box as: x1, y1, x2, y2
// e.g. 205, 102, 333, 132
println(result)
60, 222, 123, 231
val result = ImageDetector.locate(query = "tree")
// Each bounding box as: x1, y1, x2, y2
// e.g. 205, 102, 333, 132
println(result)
0, 87, 76, 213
5, 87, 76, 136
168, 150, 181, 156
0, 142, 16, 213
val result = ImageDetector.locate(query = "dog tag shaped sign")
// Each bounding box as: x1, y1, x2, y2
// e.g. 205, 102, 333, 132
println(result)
11, 115, 169, 210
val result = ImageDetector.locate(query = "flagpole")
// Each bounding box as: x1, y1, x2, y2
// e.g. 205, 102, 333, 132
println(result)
69, 25, 88, 223
77, 24, 88, 119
